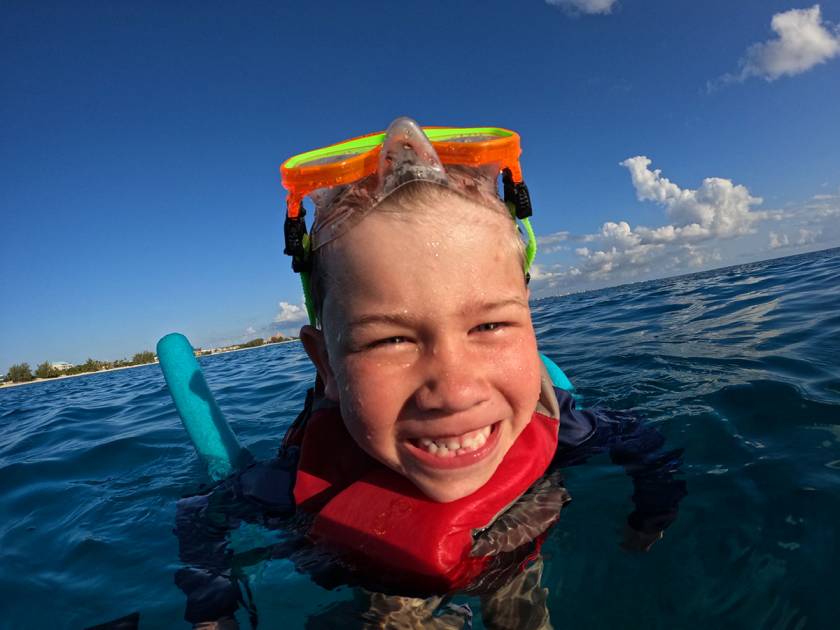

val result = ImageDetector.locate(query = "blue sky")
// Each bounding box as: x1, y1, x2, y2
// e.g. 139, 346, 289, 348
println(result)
2, 0, 839, 372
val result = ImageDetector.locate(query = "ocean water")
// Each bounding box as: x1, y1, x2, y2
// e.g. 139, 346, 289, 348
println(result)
2, 247, 839, 629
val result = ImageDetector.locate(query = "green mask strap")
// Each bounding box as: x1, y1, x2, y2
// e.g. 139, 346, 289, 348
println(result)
299, 234, 318, 327
301, 274, 317, 328
502, 169, 536, 277
521, 216, 537, 274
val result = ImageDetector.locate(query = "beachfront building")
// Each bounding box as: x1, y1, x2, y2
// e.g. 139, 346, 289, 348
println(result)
51, 362, 74, 372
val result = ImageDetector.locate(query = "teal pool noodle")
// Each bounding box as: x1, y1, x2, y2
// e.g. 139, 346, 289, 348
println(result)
157, 333, 253, 481
539, 352, 586, 408
540, 353, 574, 392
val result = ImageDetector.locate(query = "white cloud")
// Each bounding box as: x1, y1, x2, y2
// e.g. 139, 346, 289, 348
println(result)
537, 231, 570, 246
532, 157, 773, 294
274, 301, 307, 324
621, 156, 765, 239
573, 242, 665, 279
769, 231, 790, 249
758, 191, 840, 256
769, 225, 826, 249
797, 227, 822, 245
684, 245, 722, 268
529, 263, 560, 282
245, 325, 256, 335
595, 220, 641, 248
533, 160, 839, 297
537, 230, 570, 253
546, 0, 618, 15
714, 5, 840, 87
559, 238, 728, 288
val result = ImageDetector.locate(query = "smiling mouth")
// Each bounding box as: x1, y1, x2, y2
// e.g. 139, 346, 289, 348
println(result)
403, 422, 501, 468
409, 425, 492, 457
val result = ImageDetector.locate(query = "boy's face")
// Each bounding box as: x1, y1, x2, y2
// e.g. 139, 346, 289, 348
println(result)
302, 197, 542, 503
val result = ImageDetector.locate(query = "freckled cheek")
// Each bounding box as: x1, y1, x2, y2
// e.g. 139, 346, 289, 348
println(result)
340, 400, 400, 465
490, 344, 541, 411
338, 361, 405, 447
489, 338, 539, 379
342, 360, 400, 406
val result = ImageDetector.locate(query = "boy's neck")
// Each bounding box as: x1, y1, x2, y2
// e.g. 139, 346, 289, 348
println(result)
536, 362, 560, 419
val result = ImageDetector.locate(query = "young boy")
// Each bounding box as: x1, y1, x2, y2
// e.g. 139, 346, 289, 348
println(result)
174, 118, 686, 628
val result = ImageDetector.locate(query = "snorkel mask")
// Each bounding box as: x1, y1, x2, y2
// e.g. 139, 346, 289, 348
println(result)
280, 117, 537, 325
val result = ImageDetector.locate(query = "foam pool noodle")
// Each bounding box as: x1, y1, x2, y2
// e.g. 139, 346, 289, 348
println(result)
157, 333, 253, 481
540, 353, 583, 407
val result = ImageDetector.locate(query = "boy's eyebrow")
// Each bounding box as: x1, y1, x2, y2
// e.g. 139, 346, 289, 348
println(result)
460, 297, 529, 315
347, 298, 529, 328
347, 312, 421, 328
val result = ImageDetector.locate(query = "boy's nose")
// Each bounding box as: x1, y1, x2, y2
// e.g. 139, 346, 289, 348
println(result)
414, 342, 489, 413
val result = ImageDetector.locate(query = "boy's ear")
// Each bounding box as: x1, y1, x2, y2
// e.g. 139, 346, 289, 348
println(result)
299, 325, 339, 401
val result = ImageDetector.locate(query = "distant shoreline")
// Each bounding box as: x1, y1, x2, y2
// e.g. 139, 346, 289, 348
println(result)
195, 338, 299, 358
0, 339, 299, 389
0, 361, 152, 389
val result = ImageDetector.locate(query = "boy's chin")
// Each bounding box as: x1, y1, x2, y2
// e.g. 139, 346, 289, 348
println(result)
409, 467, 497, 503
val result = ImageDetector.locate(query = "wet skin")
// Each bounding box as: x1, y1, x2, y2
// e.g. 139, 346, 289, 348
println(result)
301, 198, 542, 502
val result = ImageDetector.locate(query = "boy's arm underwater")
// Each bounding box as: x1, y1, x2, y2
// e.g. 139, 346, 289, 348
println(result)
550, 389, 688, 551
174, 450, 299, 627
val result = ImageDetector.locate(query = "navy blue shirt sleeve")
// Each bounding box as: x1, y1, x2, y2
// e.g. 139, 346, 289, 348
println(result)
551, 389, 687, 535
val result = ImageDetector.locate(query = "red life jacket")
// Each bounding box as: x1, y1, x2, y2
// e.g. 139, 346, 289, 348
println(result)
291, 406, 559, 592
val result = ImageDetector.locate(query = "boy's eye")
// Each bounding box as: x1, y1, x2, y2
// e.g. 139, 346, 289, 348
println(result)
370, 336, 409, 348
472, 322, 505, 333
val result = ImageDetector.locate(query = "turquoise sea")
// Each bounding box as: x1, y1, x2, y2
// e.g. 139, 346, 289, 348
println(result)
2, 248, 839, 629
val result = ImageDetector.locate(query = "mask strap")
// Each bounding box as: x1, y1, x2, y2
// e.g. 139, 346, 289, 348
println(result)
300, 269, 317, 327
521, 216, 537, 274
502, 168, 538, 277
284, 204, 318, 326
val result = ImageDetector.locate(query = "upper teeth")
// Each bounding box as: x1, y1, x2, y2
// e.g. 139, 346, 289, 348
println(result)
417, 426, 492, 458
